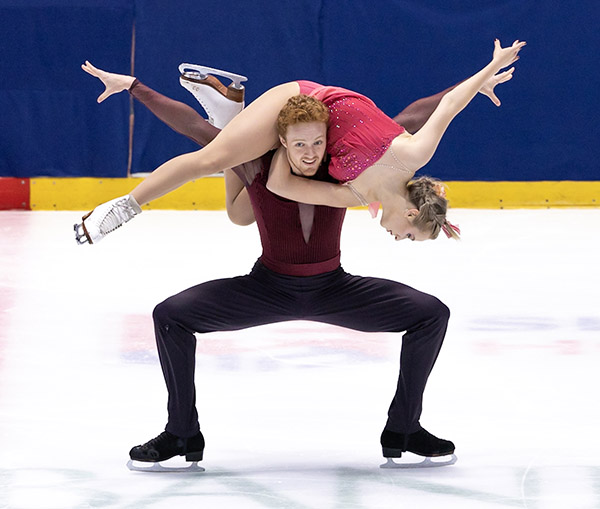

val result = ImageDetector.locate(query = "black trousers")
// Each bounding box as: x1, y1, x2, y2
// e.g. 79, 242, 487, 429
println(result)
153, 261, 449, 438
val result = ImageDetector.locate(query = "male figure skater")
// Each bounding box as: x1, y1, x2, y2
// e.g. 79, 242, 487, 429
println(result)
81, 62, 512, 468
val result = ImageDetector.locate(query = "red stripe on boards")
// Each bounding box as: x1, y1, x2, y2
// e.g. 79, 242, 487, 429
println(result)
0, 178, 30, 210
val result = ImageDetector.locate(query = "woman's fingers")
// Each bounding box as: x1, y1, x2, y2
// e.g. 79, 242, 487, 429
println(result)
496, 67, 515, 84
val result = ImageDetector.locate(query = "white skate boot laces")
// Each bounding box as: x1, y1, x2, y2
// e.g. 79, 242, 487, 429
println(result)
74, 194, 141, 244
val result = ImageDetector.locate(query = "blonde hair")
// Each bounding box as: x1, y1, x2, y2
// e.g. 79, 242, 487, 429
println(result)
407, 177, 460, 240
277, 94, 330, 137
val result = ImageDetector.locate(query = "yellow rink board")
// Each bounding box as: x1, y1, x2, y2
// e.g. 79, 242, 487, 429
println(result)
30, 176, 225, 211
29, 177, 600, 210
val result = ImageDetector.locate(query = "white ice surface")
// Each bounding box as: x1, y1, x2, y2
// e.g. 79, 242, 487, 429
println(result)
1, 209, 599, 508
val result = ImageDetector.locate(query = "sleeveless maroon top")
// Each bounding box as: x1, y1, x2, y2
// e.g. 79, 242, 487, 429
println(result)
130, 79, 346, 277
233, 154, 345, 276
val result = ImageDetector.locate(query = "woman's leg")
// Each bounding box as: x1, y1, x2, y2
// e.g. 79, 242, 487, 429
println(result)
131, 82, 300, 205
75, 83, 300, 245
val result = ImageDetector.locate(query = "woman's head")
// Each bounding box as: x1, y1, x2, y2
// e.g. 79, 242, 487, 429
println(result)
380, 177, 459, 241
406, 177, 460, 240
277, 95, 330, 177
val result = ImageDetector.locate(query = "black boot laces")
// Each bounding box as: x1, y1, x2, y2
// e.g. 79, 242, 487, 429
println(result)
142, 431, 173, 449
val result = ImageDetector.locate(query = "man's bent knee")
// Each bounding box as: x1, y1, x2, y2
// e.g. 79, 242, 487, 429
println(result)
152, 297, 180, 326
433, 298, 450, 323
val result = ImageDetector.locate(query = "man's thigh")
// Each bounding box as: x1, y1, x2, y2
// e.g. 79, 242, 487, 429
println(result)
305, 272, 443, 333
157, 271, 300, 333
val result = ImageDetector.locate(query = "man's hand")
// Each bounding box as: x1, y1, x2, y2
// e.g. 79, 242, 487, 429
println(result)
81, 60, 135, 103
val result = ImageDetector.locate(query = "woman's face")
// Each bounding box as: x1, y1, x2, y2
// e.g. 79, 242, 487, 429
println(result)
280, 122, 328, 177
380, 206, 431, 242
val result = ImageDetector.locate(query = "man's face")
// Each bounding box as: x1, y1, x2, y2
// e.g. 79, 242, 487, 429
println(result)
280, 122, 327, 177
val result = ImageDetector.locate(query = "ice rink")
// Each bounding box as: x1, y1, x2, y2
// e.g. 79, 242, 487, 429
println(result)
1, 208, 599, 508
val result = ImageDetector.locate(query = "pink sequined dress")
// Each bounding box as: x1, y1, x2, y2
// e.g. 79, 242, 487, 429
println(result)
298, 80, 405, 182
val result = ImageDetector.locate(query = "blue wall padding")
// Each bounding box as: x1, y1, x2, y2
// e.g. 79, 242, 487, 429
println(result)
1, 0, 598, 180
0, 1, 134, 177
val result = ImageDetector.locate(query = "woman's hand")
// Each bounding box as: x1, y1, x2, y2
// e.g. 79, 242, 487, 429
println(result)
81, 61, 136, 103
398, 39, 525, 172
492, 39, 526, 70
479, 67, 515, 106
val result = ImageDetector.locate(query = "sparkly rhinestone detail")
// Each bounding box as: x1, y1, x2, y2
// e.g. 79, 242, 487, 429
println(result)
323, 96, 405, 182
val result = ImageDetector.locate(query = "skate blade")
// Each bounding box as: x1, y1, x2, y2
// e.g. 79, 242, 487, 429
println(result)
380, 454, 457, 469
73, 222, 89, 245
178, 63, 247, 88
126, 459, 205, 473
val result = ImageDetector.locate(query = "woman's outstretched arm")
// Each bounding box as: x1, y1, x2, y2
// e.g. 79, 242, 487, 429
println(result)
395, 39, 525, 170
394, 67, 516, 134
266, 147, 361, 207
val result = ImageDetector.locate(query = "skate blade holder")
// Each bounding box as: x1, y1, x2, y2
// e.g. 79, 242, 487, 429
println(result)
73, 222, 90, 245
127, 459, 205, 473
380, 453, 457, 469
178, 63, 247, 89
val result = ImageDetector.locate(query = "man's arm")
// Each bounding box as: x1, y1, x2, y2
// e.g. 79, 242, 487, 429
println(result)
128, 80, 220, 147
224, 169, 255, 225
82, 60, 218, 145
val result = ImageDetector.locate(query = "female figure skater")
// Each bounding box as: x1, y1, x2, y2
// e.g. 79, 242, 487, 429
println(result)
75, 38, 524, 245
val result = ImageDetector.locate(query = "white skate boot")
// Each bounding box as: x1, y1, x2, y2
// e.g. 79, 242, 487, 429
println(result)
178, 63, 247, 129
74, 194, 142, 245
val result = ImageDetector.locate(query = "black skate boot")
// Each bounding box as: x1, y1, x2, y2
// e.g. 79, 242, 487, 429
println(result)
381, 428, 454, 458
379, 428, 456, 469
128, 430, 205, 471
